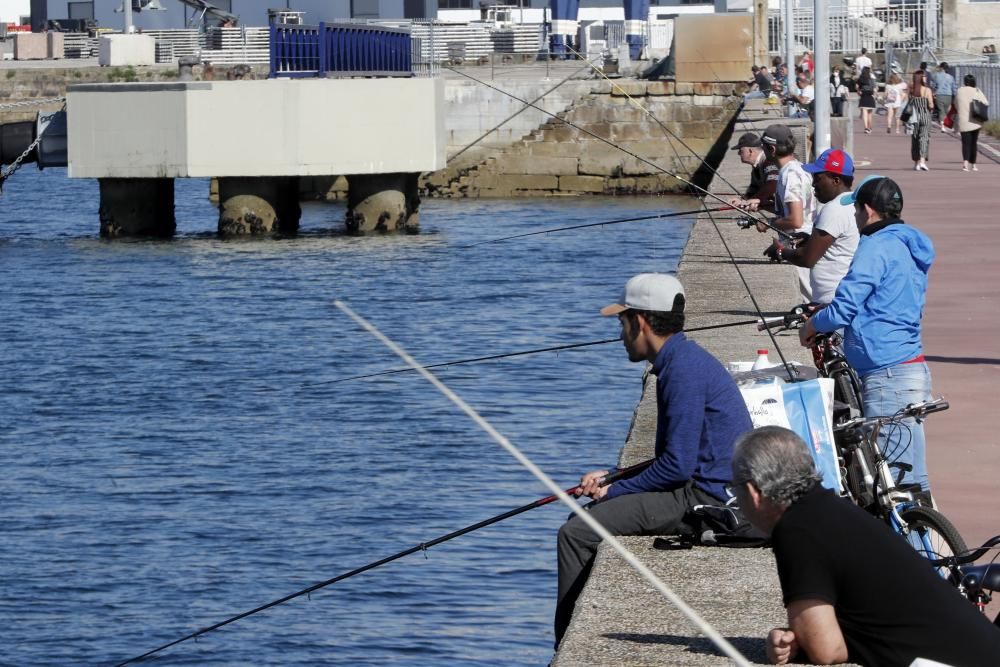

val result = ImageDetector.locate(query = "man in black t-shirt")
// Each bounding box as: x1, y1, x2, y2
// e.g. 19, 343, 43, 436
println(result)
731, 427, 1000, 666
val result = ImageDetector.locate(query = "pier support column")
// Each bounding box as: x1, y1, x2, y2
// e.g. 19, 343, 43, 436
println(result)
99, 178, 175, 238
346, 173, 420, 233
217, 177, 301, 236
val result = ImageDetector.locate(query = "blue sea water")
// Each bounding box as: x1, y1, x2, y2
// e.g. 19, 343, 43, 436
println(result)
0, 167, 695, 666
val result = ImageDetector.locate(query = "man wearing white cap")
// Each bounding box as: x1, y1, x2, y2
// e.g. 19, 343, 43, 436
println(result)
555, 273, 754, 646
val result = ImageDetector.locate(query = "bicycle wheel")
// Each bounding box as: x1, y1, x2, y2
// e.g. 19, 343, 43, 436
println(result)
900, 506, 968, 576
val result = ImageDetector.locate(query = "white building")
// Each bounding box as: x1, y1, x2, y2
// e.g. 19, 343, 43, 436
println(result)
2, 0, 31, 24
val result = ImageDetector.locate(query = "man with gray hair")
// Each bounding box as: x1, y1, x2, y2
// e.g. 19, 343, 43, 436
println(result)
732, 427, 1000, 665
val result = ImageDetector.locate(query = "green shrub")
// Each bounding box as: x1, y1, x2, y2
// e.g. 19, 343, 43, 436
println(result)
5, 70, 15, 79
984, 120, 1000, 140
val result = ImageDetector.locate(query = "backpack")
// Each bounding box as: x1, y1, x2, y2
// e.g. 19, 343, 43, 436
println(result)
684, 502, 770, 548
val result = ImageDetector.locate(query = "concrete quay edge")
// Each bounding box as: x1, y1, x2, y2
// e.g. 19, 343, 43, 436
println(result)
552, 120, 846, 666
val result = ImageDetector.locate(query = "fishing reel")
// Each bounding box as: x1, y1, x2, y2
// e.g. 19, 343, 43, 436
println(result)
735, 215, 758, 230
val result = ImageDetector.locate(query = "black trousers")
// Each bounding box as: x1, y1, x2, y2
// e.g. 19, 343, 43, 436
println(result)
554, 482, 717, 646
961, 129, 980, 164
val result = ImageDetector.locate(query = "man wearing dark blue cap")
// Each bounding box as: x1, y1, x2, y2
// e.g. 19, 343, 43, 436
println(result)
763, 148, 859, 304
800, 175, 936, 494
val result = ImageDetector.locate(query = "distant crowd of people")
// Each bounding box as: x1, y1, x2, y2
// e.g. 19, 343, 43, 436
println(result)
743, 50, 992, 172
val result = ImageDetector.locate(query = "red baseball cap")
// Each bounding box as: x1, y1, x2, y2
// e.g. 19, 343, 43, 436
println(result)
802, 148, 855, 176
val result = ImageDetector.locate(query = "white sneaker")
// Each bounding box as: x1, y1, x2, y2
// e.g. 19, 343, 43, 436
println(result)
973, 165, 979, 172
921, 163, 930, 171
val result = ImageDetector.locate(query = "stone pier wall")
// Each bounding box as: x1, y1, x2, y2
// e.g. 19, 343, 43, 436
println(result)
423, 80, 741, 198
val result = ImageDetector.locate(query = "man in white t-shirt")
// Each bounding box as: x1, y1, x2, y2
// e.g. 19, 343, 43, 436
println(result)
764, 148, 859, 304
756, 124, 817, 300
854, 48, 872, 76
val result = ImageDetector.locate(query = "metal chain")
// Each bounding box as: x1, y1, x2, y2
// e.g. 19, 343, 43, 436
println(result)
0, 96, 66, 112
0, 102, 67, 192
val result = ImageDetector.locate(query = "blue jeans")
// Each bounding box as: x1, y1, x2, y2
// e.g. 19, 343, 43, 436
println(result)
861, 362, 933, 491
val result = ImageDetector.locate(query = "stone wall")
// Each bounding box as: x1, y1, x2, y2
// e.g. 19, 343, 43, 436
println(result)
424, 80, 741, 198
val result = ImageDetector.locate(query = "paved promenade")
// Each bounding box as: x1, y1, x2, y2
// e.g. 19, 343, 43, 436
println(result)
848, 120, 1000, 551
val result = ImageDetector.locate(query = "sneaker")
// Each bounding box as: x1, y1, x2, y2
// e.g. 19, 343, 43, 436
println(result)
915, 165, 921, 171
887, 128, 892, 133
865, 128, 872, 134
920, 163, 930, 171
973, 165, 979, 171
963, 165, 970, 172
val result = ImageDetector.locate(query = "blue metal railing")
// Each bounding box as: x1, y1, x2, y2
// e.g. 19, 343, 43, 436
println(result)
270, 22, 413, 78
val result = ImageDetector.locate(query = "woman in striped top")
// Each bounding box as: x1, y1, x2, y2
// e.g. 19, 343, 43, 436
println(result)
909, 70, 935, 171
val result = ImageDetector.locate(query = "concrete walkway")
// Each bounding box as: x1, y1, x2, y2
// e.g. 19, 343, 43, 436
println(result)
848, 119, 1000, 552
553, 119, 822, 666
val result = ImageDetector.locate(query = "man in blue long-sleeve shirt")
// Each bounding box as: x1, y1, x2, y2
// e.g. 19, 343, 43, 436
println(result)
554, 273, 753, 646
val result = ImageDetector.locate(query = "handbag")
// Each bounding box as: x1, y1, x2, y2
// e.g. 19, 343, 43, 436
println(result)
943, 103, 956, 129
900, 100, 913, 123
971, 92, 989, 123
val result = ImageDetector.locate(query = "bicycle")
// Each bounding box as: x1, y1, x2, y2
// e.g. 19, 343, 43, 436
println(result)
933, 535, 1000, 627
759, 306, 968, 566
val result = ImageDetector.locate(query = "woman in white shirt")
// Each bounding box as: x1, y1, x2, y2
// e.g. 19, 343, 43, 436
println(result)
884, 73, 908, 134
954, 74, 990, 172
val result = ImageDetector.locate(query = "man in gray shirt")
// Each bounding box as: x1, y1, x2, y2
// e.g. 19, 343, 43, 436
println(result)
930, 62, 955, 124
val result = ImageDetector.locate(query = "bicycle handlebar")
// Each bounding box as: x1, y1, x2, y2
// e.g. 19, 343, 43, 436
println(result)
833, 399, 950, 432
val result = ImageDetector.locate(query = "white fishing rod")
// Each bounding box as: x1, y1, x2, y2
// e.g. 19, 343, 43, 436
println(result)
333, 300, 753, 667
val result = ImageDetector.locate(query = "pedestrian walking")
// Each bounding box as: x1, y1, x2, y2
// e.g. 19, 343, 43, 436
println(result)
954, 74, 990, 172
908, 70, 934, 171
930, 63, 955, 126
884, 73, 908, 134
858, 67, 877, 134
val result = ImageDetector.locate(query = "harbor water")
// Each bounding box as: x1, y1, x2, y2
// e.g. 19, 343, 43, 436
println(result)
1, 168, 696, 666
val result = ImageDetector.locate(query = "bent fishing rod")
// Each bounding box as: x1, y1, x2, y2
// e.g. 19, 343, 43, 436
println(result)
443, 67, 786, 241
305, 317, 763, 386
554, 52, 798, 380
112, 460, 654, 667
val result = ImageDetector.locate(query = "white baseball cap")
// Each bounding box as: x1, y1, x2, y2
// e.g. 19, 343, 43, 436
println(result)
600, 273, 686, 316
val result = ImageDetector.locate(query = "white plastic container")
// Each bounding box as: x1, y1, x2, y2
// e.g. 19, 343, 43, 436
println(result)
751, 349, 772, 371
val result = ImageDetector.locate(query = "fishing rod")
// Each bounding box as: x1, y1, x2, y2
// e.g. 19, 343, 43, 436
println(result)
112, 459, 655, 667
441, 66, 770, 229
567, 50, 798, 381
466, 205, 733, 247
305, 317, 763, 386
561, 45, 793, 244
441, 66, 796, 380
333, 301, 753, 666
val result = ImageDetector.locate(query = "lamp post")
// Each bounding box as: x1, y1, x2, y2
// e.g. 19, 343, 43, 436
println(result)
814, 0, 830, 153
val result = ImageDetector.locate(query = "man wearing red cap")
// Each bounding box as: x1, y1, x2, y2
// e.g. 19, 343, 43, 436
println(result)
764, 148, 859, 305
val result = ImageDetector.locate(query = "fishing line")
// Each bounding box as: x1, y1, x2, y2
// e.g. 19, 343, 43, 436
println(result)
601, 49, 795, 377
465, 205, 732, 246
305, 318, 762, 387
333, 300, 752, 666
447, 58, 600, 164
111, 458, 654, 666
442, 66, 773, 230
549, 53, 796, 379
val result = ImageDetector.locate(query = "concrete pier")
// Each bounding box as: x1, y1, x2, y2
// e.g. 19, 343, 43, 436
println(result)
217, 177, 300, 236
99, 177, 175, 238
553, 120, 821, 665
65, 78, 445, 236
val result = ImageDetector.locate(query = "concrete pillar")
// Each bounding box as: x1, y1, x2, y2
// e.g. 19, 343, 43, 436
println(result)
99, 178, 175, 238
346, 173, 420, 233
217, 177, 301, 236
753, 0, 769, 67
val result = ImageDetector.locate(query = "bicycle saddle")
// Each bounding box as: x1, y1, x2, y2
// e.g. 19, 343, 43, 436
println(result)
959, 563, 1000, 592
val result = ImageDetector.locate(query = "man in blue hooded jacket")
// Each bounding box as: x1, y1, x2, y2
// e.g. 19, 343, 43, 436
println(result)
799, 175, 935, 493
